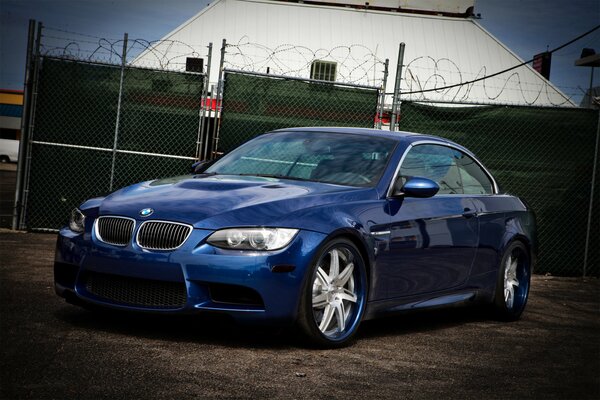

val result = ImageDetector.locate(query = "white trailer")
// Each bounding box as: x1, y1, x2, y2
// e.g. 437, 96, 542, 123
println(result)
0, 139, 20, 163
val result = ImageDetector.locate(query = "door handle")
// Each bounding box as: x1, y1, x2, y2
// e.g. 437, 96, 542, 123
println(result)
462, 208, 478, 218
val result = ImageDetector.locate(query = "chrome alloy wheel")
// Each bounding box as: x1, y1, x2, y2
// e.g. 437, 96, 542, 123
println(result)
503, 253, 520, 309
311, 247, 358, 338
494, 241, 530, 320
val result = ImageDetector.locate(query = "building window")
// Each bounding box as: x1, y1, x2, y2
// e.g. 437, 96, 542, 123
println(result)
310, 60, 337, 81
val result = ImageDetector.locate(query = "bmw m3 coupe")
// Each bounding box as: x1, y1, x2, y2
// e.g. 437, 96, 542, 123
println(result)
55, 127, 536, 347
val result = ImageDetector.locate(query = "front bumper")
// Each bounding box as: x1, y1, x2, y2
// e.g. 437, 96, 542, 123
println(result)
55, 225, 326, 325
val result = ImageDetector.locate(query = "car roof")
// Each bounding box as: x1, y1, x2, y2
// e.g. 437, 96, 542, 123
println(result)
272, 126, 458, 146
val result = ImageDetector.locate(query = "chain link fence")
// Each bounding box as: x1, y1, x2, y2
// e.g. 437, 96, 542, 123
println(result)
20, 27, 206, 230
397, 101, 599, 276
15, 23, 598, 277
208, 41, 387, 157
223, 41, 386, 87
215, 70, 380, 154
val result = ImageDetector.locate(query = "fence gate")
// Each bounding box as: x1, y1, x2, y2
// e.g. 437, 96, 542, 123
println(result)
214, 70, 381, 156
21, 57, 205, 230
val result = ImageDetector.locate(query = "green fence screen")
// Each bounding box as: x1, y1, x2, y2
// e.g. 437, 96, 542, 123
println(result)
398, 101, 599, 276
216, 71, 380, 154
24, 58, 599, 276
26, 58, 203, 229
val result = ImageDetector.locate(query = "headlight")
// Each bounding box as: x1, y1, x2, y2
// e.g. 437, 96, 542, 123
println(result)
207, 228, 298, 250
69, 208, 85, 233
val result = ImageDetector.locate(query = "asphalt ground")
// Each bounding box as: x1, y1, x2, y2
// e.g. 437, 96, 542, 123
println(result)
1, 230, 599, 399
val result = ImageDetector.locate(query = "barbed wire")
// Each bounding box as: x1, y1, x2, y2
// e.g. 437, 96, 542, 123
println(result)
224, 37, 387, 87
128, 39, 204, 70
399, 55, 575, 106
40, 27, 206, 71
39, 26, 588, 106
398, 61, 583, 93
394, 24, 600, 106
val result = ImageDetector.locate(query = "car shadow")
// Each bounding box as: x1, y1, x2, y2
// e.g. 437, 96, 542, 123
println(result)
53, 305, 293, 349
357, 305, 493, 340
54, 303, 494, 348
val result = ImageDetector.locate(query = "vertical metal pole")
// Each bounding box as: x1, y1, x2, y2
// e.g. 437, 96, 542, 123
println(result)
18, 21, 43, 230
109, 33, 128, 192
378, 58, 389, 130
588, 67, 595, 108
196, 42, 212, 160
583, 110, 600, 277
210, 39, 226, 159
203, 84, 216, 160
195, 82, 206, 160
12, 20, 36, 230
389, 43, 405, 132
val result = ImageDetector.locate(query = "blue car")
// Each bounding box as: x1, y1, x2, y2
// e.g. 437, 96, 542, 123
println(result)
55, 127, 535, 347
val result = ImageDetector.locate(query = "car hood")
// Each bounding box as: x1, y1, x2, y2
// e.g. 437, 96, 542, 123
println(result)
97, 174, 375, 230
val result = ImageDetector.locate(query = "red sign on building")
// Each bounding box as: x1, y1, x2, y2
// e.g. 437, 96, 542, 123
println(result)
533, 52, 552, 80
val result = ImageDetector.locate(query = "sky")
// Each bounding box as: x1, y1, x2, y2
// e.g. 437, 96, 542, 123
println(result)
476, 0, 600, 104
1, 0, 599, 105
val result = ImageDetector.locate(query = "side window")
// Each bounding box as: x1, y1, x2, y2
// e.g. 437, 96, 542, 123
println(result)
454, 151, 494, 194
400, 145, 463, 194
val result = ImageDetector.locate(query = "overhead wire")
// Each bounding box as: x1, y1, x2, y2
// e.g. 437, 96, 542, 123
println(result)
391, 24, 600, 95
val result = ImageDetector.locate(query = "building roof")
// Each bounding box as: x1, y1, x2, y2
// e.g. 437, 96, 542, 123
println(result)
134, 0, 573, 107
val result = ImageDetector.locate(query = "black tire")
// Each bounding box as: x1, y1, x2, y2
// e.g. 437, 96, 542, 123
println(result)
297, 238, 368, 348
493, 241, 531, 321
0, 156, 9, 163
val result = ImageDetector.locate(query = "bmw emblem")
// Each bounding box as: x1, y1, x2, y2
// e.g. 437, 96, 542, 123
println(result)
139, 208, 154, 217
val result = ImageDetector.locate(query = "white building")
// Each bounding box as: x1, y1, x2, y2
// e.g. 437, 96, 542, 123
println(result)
134, 0, 573, 107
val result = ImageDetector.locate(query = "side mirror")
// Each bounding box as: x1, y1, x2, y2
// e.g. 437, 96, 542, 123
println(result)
190, 160, 213, 174
393, 177, 439, 198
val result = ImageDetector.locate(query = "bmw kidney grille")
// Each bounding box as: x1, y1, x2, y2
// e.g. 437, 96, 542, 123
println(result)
96, 216, 135, 246
136, 221, 192, 250
96, 217, 192, 250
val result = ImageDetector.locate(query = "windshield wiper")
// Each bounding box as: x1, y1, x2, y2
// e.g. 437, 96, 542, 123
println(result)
193, 171, 219, 178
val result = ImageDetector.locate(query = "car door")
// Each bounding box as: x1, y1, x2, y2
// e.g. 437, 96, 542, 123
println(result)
374, 143, 479, 300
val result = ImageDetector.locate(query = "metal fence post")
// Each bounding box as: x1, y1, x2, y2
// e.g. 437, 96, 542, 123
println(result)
389, 43, 405, 132
587, 67, 595, 108
378, 58, 389, 129
583, 110, 600, 276
12, 20, 36, 230
210, 39, 226, 159
196, 42, 213, 160
204, 84, 216, 160
108, 33, 128, 192
18, 21, 43, 230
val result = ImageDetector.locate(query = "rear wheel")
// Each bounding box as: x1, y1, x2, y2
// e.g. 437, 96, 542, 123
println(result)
297, 238, 367, 348
493, 241, 531, 320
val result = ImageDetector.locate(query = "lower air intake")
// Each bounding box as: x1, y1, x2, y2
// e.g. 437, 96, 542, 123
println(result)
84, 271, 187, 309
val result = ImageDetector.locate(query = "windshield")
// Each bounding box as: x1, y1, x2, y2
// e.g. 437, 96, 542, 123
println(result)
205, 131, 396, 187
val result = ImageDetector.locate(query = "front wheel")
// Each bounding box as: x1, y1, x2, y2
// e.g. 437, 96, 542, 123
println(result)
493, 241, 531, 320
297, 238, 368, 348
